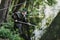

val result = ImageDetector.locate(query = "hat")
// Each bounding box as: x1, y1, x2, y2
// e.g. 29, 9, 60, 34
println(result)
22, 8, 27, 12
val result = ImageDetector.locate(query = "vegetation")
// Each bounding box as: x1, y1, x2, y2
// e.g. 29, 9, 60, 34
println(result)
0, 0, 60, 40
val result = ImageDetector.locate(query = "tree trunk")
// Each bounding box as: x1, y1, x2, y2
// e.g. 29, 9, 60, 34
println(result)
4, 0, 12, 22
0, 0, 12, 24
0, 0, 5, 24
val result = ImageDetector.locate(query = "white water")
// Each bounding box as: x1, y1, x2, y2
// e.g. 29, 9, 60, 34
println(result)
32, 0, 60, 40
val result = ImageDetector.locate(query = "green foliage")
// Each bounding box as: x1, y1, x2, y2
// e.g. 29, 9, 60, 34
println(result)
0, 0, 57, 40
0, 27, 12, 38
0, 14, 24, 40
47, 0, 57, 6
9, 34, 23, 40
0, 24, 24, 40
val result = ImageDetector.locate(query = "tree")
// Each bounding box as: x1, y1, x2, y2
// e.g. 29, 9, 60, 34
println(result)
0, 0, 12, 24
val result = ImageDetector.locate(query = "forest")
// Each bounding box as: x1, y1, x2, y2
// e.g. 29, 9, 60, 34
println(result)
0, 0, 60, 40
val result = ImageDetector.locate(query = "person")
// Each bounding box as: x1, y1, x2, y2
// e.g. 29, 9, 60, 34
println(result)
12, 11, 22, 33
12, 9, 31, 40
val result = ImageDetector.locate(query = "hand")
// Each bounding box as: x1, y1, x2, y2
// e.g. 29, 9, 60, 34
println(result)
15, 20, 18, 22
